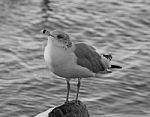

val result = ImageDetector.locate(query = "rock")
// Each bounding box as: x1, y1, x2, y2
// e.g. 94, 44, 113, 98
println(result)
35, 100, 90, 117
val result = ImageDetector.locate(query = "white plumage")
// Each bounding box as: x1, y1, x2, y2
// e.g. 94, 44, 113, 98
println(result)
42, 29, 121, 103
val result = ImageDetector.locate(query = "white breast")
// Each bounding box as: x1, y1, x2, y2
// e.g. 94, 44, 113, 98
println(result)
44, 42, 74, 70
44, 40, 95, 78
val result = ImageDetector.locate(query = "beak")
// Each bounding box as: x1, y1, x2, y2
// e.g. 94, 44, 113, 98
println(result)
41, 30, 55, 38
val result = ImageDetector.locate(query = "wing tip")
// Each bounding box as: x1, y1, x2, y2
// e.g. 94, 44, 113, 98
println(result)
111, 65, 122, 69
103, 54, 112, 61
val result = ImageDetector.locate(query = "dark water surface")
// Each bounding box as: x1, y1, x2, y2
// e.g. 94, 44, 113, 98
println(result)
0, 0, 150, 117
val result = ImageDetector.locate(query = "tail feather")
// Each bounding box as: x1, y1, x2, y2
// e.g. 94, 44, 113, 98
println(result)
102, 54, 122, 69
111, 65, 122, 69
103, 54, 112, 61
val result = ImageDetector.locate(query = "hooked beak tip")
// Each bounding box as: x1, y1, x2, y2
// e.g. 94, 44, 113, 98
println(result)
41, 29, 46, 34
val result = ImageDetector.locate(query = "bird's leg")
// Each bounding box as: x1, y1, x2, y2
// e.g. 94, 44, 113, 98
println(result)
65, 79, 70, 103
76, 78, 81, 103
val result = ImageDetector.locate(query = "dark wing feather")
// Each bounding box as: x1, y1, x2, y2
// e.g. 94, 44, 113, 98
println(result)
111, 65, 122, 69
74, 43, 105, 73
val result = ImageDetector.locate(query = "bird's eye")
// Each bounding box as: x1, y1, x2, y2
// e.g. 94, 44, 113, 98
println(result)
57, 34, 64, 39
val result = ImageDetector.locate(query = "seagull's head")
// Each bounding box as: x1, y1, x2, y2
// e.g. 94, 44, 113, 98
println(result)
41, 29, 72, 48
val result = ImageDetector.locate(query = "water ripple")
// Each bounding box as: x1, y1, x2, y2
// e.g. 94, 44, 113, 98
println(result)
0, 0, 150, 117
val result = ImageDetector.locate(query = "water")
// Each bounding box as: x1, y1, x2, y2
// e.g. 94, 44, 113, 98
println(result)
0, 0, 150, 117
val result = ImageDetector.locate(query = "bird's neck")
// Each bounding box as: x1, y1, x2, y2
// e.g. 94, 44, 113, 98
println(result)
45, 38, 74, 67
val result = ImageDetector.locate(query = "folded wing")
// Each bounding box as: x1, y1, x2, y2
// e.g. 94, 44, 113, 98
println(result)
74, 43, 107, 73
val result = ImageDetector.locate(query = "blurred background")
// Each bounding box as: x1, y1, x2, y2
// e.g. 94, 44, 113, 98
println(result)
0, 0, 150, 117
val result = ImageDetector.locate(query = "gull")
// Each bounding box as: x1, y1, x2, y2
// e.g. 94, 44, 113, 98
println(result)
42, 29, 122, 103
